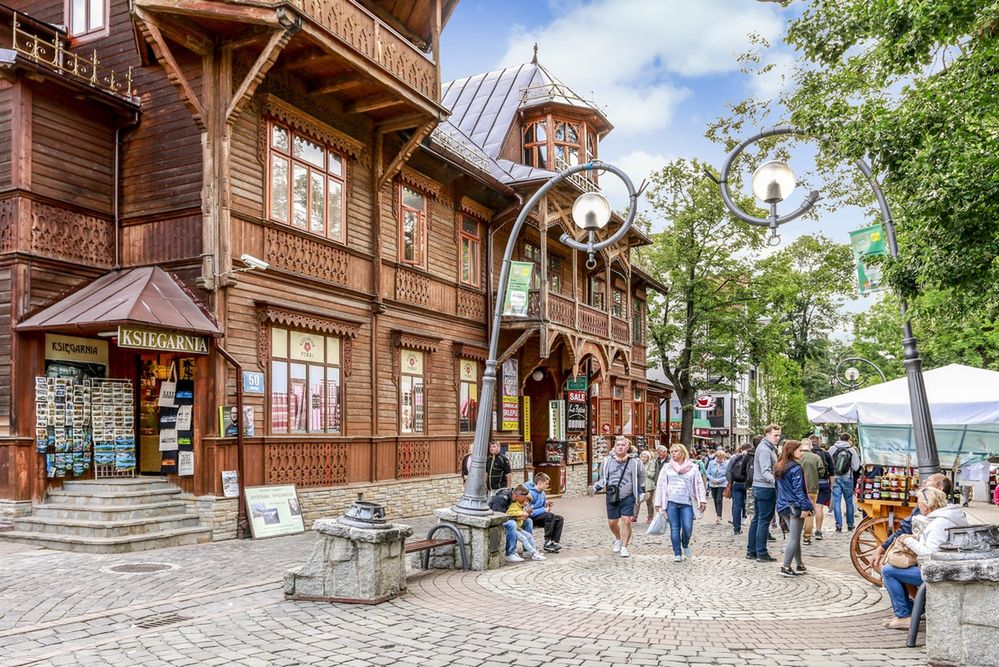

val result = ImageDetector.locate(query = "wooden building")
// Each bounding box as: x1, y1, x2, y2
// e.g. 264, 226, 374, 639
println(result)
0, 0, 668, 550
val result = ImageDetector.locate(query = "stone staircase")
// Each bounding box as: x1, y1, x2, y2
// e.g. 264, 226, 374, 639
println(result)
0, 478, 212, 553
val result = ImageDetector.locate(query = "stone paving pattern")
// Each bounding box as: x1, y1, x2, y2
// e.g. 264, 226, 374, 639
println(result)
3, 495, 994, 665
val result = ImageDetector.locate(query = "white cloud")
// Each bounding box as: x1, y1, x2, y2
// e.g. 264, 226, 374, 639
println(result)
498, 0, 784, 135
599, 149, 673, 215
748, 51, 796, 100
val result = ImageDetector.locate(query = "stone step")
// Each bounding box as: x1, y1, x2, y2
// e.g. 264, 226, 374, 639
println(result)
45, 488, 182, 506
14, 514, 202, 538
61, 478, 174, 494
0, 526, 212, 554
32, 500, 190, 521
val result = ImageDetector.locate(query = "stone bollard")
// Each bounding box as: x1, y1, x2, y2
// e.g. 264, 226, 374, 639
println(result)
418, 507, 509, 571
284, 502, 413, 604
922, 524, 999, 667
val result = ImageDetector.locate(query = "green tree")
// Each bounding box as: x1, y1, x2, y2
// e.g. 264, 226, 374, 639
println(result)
750, 352, 809, 438
639, 159, 765, 447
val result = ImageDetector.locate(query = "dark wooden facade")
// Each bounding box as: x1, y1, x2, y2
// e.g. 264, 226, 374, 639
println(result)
0, 0, 666, 509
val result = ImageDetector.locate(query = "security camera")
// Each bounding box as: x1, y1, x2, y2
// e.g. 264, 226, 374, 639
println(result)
239, 254, 270, 271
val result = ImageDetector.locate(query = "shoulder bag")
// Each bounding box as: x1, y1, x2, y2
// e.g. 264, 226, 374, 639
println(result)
884, 538, 918, 569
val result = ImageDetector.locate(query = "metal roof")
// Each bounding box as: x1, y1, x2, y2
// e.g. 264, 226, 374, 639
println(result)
440, 60, 609, 166
17, 266, 222, 336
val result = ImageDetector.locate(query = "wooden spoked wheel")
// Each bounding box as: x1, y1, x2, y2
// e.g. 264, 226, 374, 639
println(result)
850, 516, 890, 586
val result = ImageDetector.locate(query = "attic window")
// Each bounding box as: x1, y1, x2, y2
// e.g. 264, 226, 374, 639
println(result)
522, 115, 598, 182
523, 120, 548, 169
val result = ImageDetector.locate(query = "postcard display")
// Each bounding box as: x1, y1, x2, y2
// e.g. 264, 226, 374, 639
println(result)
158, 378, 195, 476
34, 377, 135, 478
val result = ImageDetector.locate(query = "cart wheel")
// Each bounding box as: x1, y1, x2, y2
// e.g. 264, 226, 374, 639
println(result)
850, 517, 889, 586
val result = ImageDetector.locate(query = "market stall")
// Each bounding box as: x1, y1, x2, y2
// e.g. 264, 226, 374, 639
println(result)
807, 364, 999, 584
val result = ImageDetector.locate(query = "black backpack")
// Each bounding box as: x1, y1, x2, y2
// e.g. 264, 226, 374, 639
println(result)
488, 488, 513, 513
832, 446, 853, 476
731, 454, 749, 483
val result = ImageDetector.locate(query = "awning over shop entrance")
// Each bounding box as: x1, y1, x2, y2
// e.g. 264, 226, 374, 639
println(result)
16, 267, 222, 337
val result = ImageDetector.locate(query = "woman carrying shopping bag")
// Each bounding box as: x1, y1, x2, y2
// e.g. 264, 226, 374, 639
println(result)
654, 444, 707, 562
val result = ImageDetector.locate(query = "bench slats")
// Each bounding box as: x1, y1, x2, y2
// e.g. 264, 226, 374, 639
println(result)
405, 538, 456, 552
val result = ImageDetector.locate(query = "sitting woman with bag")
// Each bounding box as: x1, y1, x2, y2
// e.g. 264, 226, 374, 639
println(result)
775, 440, 814, 578
653, 444, 707, 562
881, 487, 967, 630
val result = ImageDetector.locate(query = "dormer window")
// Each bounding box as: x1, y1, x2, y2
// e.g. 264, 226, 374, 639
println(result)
522, 115, 598, 181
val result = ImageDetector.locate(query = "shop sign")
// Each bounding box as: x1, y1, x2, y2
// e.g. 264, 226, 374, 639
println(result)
694, 395, 717, 410
242, 371, 265, 394
548, 400, 566, 440
566, 401, 587, 432
502, 261, 534, 317
118, 326, 209, 354
45, 334, 109, 365
459, 359, 478, 382
502, 396, 519, 431
694, 427, 730, 437
566, 376, 588, 391
849, 223, 887, 295
567, 390, 587, 403
289, 331, 325, 362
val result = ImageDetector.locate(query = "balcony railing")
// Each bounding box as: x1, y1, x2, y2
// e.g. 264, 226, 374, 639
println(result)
12, 13, 135, 100
290, 0, 437, 100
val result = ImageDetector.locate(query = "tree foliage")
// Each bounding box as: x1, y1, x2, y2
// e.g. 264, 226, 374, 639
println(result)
639, 159, 765, 447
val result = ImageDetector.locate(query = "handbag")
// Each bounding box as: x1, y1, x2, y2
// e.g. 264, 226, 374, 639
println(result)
885, 538, 918, 569
722, 483, 732, 499
605, 459, 629, 504
646, 512, 668, 536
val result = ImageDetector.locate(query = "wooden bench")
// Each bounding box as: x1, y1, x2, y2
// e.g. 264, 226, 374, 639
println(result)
405, 522, 468, 571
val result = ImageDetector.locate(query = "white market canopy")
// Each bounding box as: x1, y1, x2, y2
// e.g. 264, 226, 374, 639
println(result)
807, 364, 999, 467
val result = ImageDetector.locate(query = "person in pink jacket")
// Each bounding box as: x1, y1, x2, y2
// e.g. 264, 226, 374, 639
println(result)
654, 444, 707, 562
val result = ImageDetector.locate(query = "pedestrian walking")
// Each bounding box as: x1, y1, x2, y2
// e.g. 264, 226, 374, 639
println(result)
747, 424, 780, 562
654, 444, 707, 562
727, 443, 752, 535
798, 437, 826, 545
639, 450, 657, 523
590, 436, 646, 558
706, 449, 729, 524
809, 434, 833, 540
829, 433, 861, 532
775, 440, 814, 577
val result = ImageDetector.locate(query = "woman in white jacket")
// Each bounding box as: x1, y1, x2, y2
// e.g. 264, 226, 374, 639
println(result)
881, 486, 968, 629
654, 444, 707, 562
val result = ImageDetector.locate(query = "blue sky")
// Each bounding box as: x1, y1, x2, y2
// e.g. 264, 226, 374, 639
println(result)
441, 0, 881, 319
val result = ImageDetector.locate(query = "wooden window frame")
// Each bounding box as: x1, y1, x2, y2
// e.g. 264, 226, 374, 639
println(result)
552, 119, 583, 170
400, 349, 427, 434
632, 301, 645, 344
612, 288, 626, 318
66, 0, 109, 41
267, 119, 347, 243
522, 118, 549, 170
523, 241, 541, 290
547, 254, 563, 294
588, 275, 605, 310
458, 214, 482, 288
268, 326, 343, 436
457, 358, 479, 433
399, 185, 428, 268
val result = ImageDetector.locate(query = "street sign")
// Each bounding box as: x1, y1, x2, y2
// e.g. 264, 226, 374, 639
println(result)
849, 224, 887, 295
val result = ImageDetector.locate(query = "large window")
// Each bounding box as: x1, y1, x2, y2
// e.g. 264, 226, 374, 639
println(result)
522, 116, 598, 187
459, 215, 481, 287
588, 276, 605, 310
400, 350, 426, 434
633, 301, 645, 344
400, 186, 427, 267
270, 328, 342, 434
548, 255, 563, 294
268, 121, 345, 242
553, 120, 582, 168
458, 358, 479, 433
68, 0, 106, 38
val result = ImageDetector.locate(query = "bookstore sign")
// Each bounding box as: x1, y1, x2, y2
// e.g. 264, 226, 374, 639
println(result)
117, 326, 210, 354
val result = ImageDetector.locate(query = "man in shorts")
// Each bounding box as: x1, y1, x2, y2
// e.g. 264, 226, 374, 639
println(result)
590, 436, 646, 557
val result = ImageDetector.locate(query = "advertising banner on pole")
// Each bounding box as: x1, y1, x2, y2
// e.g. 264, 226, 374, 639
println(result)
502, 262, 534, 316
849, 224, 887, 295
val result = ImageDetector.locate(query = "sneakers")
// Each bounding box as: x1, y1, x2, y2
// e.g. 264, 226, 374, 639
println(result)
530, 552, 547, 561
815, 530, 824, 540
543, 541, 561, 553
745, 552, 756, 560
756, 554, 776, 563
886, 617, 911, 630
803, 537, 812, 546
682, 546, 692, 559
835, 527, 843, 533
505, 553, 524, 563
779, 566, 800, 577
612, 539, 622, 553
796, 564, 807, 573
847, 525, 855, 531
619, 546, 630, 558
673, 555, 683, 562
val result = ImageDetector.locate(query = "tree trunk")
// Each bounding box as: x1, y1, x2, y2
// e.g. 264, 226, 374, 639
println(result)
676, 385, 694, 449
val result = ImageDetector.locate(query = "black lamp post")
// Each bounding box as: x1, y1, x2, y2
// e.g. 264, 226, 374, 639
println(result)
718, 126, 940, 478
453, 162, 639, 515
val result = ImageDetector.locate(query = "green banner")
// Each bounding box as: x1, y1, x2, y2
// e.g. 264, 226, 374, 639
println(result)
502, 261, 534, 316
849, 224, 887, 295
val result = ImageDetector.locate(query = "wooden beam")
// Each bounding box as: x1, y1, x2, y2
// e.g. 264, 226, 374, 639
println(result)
498, 328, 538, 364
227, 27, 275, 51
347, 94, 405, 114
146, 15, 212, 55
376, 121, 434, 190
134, 8, 206, 130
283, 52, 339, 70
374, 113, 428, 134
309, 73, 365, 96
226, 18, 300, 123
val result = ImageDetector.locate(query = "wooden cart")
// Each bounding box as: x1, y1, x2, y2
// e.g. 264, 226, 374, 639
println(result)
850, 497, 916, 585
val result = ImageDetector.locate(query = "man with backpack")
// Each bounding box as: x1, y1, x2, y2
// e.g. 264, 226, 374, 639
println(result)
809, 434, 834, 540
726, 443, 753, 535
829, 433, 861, 532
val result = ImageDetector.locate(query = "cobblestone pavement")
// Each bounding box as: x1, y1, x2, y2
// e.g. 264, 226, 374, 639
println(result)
5, 496, 992, 666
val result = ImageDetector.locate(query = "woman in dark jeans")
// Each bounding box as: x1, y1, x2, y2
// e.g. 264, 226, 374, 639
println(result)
727, 443, 752, 534
775, 440, 814, 577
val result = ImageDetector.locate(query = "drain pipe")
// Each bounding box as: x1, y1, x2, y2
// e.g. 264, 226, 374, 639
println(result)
216, 344, 249, 539
113, 112, 140, 271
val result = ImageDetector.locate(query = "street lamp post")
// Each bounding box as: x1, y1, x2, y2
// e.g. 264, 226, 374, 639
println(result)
453, 162, 639, 515
718, 126, 940, 478
834, 356, 887, 391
